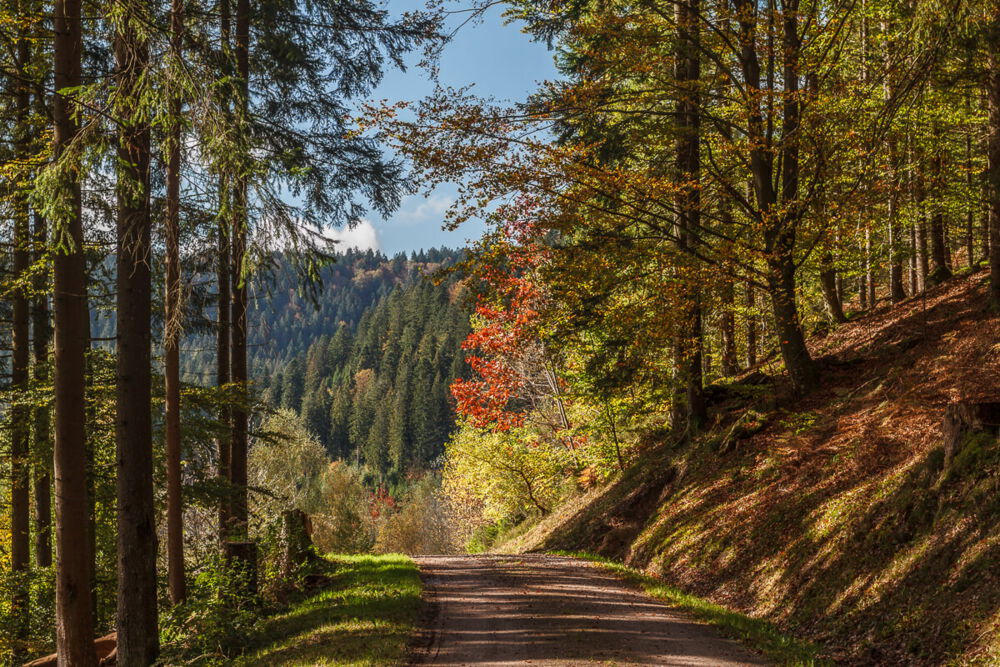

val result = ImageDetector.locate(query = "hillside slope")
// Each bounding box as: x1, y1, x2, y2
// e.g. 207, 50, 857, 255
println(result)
503, 270, 1000, 665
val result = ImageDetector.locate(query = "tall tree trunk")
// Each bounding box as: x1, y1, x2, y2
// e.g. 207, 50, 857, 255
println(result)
674, 0, 705, 430
52, 0, 97, 662
229, 0, 251, 544
773, 0, 817, 392
966, 95, 977, 268
10, 15, 33, 658
866, 227, 875, 306
165, 0, 186, 606
883, 21, 906, 303
889, 224, 907, 303
33, 209, 52, 569
929, 135, 952, 284
734, 0, 817, 393
217, 0, 233, 540
113, 8, 159, 663
888, 158, 907, 302
988, 15, 1000, 308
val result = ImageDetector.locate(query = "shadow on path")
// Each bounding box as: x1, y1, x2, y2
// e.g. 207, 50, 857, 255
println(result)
409, 554, 767, 666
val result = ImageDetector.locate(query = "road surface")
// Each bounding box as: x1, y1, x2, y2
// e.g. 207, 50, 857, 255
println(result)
408, 554, 768, 666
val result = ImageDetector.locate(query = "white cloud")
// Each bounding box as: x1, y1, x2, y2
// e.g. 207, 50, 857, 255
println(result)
392, 193, 455, 226
326, 219, 381, 252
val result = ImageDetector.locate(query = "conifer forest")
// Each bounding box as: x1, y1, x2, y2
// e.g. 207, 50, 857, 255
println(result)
4, 0, 1000, 665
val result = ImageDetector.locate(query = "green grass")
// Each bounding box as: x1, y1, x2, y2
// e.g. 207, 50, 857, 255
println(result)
552, 551, 829, 666
235, 554, 423, 667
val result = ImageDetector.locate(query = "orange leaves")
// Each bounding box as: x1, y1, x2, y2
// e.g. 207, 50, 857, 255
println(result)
450, 232, 549, 432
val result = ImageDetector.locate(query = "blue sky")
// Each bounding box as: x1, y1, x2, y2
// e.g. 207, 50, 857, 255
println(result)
333, 1, 558, 255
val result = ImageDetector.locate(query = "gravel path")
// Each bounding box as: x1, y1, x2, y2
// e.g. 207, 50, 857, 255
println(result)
408, 554, 768, 667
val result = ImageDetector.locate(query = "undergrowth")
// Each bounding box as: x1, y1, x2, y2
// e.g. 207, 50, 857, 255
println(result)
162, 554, 422, 667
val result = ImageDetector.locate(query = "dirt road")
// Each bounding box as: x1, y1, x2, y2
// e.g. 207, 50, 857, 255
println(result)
408, 554, 767, 666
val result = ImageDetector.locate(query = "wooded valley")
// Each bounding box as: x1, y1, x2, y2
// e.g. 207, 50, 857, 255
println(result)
3, 0, 1000, 665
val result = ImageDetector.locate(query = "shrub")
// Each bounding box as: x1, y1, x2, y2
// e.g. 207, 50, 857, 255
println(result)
161, 554, 265, 665
374, 476, 456, 554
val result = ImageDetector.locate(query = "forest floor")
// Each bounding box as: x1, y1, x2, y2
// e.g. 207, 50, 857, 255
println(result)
407, 553, 770, 666
501, 268, 1000, 665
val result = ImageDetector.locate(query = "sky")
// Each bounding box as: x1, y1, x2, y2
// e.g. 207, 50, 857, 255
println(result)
335, 1, 559, 255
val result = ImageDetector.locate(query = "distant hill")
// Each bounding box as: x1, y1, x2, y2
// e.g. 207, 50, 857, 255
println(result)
91, 246, 465, 379
91, 246, 471, 484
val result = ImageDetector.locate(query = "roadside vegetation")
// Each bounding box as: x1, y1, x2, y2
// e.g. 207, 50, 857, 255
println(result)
234, 555, 422, 667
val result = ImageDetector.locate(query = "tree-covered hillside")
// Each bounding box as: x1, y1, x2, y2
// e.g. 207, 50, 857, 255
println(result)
260, 263, 471, 484
89, 246, 470, 485
90, 246, 464, 380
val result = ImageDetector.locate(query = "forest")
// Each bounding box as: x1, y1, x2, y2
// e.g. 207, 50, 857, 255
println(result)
3, 0, 1000, 665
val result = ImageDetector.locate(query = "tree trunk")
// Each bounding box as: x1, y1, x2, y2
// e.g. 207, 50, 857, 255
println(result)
674, 0, 706, 430
52, 0, 97, 662
230, 0, 252, 554
720, 279, 739, 375
732, 0, 815, 392
768, 255, 818, 392
745, 283, 757, 368
858, 270, 868, 311
966, 109, 977, 267
819, 253, 847, 322
884, 25, 906, 303
10, 15, 33, 657
33, 209, 52, 569
888, 194, 907, 302
937, 400, 1000, 489
865, 226, 875, 307
988, 17, 1000, 309
772, 0, 817, 393
113, 9, 159, 663
281, 510, 315, 579
217, 0, 233, 540
929, 138, 951, 284
165, 0, 186, 606
916, 217, 929, 292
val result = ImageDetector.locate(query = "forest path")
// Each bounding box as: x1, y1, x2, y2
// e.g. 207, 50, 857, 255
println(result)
407, 554, 767, 666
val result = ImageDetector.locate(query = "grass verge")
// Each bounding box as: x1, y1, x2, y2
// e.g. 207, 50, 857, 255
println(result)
235, 554, 422, 667
553, 551, 828, 666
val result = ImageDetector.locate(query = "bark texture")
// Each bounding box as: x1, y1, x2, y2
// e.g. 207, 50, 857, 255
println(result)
674, 0, 706, 429
52, 0, 97, 662
114, 9, 159, 662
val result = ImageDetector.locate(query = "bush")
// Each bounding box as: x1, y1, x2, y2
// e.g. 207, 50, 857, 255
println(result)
374, 476, 456, 554
443, 422, 569, 539
311, 461, 378, 554
161, 554, 265, 665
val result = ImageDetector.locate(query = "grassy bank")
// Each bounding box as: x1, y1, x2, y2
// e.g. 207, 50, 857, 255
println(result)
557, 551, 826, 666
235, 554, 422, 667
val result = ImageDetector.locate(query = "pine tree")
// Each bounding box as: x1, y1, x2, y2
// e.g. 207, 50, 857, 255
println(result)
112, 0, 159, 658
50, 0, 97, 661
